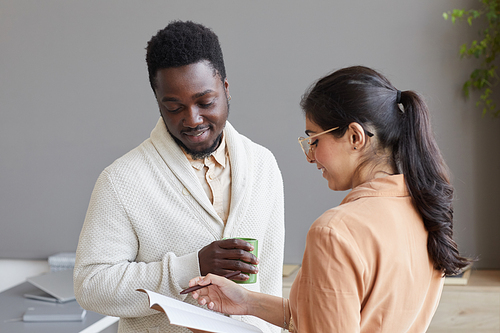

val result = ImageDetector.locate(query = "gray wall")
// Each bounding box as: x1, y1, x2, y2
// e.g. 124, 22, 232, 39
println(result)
1, 0, 499, 268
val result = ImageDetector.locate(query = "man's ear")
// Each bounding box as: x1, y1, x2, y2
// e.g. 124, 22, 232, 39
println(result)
224, 78, 230, 98
348, 122, 366, 150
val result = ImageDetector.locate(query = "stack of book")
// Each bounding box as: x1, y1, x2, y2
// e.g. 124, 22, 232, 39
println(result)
48, 252, 76, 272
282, 264, 300, 277
444, 263, 473, 286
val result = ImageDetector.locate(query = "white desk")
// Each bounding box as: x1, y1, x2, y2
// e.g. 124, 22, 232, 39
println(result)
0, 281, 118, 333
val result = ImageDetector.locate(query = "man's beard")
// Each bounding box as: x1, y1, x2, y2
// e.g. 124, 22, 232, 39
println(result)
164, 93, 230, 160
170, 92, 229, 160
171, 130, 223, 160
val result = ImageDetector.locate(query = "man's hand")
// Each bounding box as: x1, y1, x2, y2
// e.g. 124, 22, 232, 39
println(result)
198, 239, 258, 281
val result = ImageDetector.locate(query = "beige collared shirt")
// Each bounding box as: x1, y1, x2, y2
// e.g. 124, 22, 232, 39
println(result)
184, 133, 231, 224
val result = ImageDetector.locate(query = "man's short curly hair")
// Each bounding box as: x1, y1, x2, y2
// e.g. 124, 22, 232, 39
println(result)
146, 21, 226, 91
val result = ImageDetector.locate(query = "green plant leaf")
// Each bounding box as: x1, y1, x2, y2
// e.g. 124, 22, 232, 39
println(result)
446, 0, 500, 118
463, 80, 472, 98
459, 44, 468, 56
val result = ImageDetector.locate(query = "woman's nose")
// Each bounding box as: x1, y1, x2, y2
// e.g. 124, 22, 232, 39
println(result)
306, 151, 315, 163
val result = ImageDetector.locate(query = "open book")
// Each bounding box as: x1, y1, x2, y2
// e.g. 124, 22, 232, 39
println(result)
137, 289, 262, 333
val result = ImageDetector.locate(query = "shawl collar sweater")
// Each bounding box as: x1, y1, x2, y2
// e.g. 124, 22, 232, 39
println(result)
75, 118, 284, 333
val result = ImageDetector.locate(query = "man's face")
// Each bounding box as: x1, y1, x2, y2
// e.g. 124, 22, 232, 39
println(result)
154, 61, 230, 159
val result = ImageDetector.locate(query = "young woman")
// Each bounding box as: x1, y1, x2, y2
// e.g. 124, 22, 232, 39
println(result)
188, 66, 470, 332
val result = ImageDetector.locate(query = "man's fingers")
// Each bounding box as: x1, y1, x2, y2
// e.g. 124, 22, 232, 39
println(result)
199, 239, 258, 276
218, 260, 258, 275
220, 248, 258, 264
218, 238, 254, 251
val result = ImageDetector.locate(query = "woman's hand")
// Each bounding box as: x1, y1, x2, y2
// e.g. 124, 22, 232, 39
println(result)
190, 274, 288, 330
189, 273, 252, 315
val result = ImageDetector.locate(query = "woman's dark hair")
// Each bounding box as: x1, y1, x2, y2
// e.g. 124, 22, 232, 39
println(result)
301, 65, 471, 276
146, 20, 226, 91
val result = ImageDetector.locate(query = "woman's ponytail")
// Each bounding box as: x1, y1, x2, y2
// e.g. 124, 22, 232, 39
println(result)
396, 91, 471, 276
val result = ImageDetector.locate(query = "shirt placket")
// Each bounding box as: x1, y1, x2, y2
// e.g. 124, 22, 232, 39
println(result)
204, 157, 225, 221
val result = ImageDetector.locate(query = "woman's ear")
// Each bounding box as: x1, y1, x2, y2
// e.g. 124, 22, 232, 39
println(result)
348, 122, 366, 150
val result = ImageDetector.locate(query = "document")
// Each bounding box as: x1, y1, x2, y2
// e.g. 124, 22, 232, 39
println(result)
137, 289, 262, 333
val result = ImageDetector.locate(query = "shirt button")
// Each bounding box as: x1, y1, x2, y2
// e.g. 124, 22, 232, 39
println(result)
208, 174, 214, 180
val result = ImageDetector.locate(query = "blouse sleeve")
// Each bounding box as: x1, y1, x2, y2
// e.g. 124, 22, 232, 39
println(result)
291, 223, 365, 333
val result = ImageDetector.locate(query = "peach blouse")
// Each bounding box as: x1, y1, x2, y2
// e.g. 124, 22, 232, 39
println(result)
289, 175, 443, 332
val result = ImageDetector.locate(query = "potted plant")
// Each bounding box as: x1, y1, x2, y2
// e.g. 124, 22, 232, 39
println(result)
444, 0, 500, 117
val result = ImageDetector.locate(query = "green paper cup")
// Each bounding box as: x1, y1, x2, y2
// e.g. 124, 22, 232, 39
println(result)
228, 237, 258, 284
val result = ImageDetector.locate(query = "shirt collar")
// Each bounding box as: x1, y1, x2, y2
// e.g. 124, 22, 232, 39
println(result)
341, 174, 409, 205
184, 131, 227, 170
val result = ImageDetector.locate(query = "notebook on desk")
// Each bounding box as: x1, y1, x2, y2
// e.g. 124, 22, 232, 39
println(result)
24, 269, 75, 303
23, 301, 86, 322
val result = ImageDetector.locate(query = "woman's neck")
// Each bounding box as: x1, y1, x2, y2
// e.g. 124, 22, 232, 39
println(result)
352, 161, 396, 188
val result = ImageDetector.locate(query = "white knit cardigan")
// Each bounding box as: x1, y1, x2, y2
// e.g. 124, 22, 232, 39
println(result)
74, 119, 285, 333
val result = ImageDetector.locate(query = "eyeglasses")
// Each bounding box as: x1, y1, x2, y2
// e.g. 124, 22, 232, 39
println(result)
298, 127, 339, 158
298, 126, 375, 159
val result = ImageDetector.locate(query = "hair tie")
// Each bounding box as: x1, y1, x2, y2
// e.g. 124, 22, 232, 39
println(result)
396, 90, 402, 104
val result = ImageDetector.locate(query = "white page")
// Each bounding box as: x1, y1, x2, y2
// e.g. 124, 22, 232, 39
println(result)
138, 289, 262, 333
